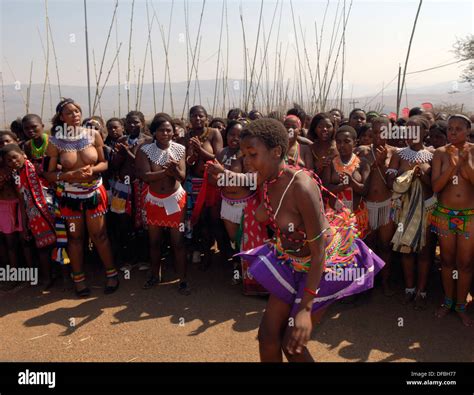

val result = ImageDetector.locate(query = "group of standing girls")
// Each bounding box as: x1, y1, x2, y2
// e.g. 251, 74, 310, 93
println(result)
0, 100, 473, 363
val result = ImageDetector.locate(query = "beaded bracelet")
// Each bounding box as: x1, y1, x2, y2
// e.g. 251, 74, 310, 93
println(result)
304, 287, 318, 296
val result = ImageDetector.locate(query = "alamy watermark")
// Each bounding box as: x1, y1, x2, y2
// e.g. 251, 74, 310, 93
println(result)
54, 124, 96, 140
217, 171, 257, 190
381, 124, 421, 143
324, 267, 367, 285
18, 369, 56, 389
0, 265, 38, 285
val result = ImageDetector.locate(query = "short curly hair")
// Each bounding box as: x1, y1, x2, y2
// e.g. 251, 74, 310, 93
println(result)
308, 112, 332, 141
408, 115, 430, 132
149, 113, 174, 135
335, 125, 357, 141
240, 118, 288, 159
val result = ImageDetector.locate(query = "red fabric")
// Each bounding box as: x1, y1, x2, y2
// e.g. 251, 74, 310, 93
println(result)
145, 189, 186, 229
241, 191, 268, 296
60, 184, 108, 219
18, 160, 56, 248
133, 179, 148, 229
191, 164, 220, 225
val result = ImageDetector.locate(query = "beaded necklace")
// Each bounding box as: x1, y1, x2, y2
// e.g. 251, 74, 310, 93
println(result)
398, 146, 433, 164
31, 134, 48, 159
333, 153, 360, 175
263, 166, 326, 247
49, 128, 94, 152
141, 141, 185, 166
263, 164, 358, 271
190, 127, 210, 143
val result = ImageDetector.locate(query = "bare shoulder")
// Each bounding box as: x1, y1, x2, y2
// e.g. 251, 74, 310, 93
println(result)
387, 144, 399, 154
45, 140, 59, 156
294, 169, 320, 197
359, 156, 371, 169
208, 127, 220, 139
301, 143, 312, 154
432, 145, 448, 161
297, 135, 313, 145
435, 145, 448, 153
137, 139, 151, 151
90, 129, 103, 145
355, 145, 371, 157
141, 135, 153, 144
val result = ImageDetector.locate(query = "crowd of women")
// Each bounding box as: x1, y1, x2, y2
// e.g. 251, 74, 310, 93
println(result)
0, 98, 473, 360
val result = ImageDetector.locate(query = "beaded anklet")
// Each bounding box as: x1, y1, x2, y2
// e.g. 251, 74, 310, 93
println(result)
72, 272, 86, 283
106, 268, 118, 278
442, 296, 455, 310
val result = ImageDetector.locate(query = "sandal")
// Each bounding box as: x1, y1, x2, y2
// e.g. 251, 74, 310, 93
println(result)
143, 274, 160, 290
104, 270, 120, 295
435, 296, 454, 318
72, 272, 91, 298
178, 281, 191, 295
401, 290, 416, 305
75, 286, 91, 298
413, 292, 428, 310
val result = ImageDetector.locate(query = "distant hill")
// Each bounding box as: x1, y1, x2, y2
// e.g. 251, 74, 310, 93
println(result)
2, 79, 472, 126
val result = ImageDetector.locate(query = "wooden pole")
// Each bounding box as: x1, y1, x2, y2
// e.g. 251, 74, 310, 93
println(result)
83, 0, 92, 116
399, 0, 423, 118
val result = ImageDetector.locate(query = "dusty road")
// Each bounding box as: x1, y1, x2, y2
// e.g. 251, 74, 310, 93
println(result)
0, 254, 473, 362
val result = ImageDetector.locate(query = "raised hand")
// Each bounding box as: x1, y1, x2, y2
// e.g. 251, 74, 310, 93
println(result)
446, 145, 459, 168
375, 145, 388, 166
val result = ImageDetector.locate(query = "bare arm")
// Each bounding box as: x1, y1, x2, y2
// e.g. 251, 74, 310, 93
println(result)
303, 145, 314, 171
285, 175, 326, 355
386, 151, 400, 190
43, 143, 61, 183
459, 146, 474, 185
165, 153, 186, 183
326, 162, 348, 194
356, 159, 371, 197
135, 147, 168, 183
91, 131, 108, 175
431, 149, 457, 193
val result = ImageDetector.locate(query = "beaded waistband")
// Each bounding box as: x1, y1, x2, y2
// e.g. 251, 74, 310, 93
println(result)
145, 185, 186, 206
221, 191, 256, 204
62, 178, 102, 198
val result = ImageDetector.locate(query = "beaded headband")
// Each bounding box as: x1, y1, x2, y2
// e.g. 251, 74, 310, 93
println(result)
448, 114, 472, 130
55, 98, 76, 114
284, 115, 301, 129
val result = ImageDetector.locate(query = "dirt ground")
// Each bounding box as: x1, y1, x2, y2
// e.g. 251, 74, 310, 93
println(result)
0, 252, 473, 362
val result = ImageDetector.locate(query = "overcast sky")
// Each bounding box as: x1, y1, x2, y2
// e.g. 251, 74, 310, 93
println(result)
1, 0, 472, 97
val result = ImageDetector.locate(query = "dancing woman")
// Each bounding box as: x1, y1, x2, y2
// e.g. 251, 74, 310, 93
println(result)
237, 119, 385, 362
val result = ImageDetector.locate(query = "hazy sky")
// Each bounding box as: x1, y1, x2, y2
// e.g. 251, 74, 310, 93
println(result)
1, 0, 472, 97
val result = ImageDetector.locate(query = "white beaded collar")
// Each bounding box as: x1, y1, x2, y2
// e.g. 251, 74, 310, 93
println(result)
141, 141, 185, 166
398, 146, 433, 164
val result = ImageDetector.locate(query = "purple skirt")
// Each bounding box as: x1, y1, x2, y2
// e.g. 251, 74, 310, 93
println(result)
237, 239, 385, 317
